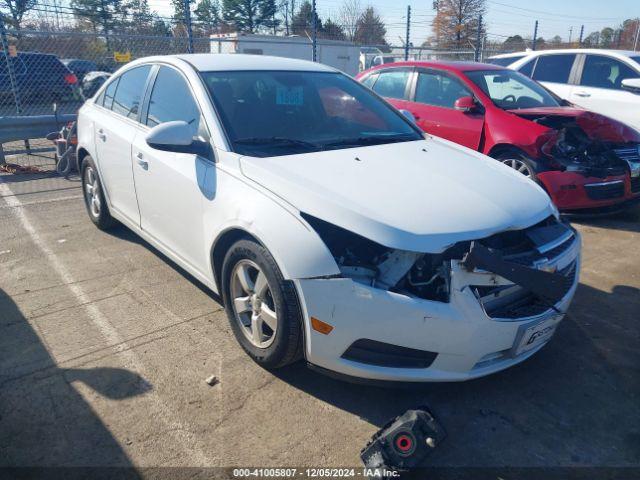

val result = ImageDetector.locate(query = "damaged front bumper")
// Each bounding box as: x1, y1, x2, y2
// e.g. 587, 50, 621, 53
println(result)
538, 170, 640, 211
295, 231, 581, 382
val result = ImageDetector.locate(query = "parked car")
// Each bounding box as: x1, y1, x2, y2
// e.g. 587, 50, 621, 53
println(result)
487, 49, 640, 132
357, 61, 640, 213
77, 54, 580, 382
62, 58, 99, 82
0, 51, 78, 102
81, 71, 111, 98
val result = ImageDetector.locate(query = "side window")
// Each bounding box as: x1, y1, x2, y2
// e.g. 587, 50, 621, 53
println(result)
98, 78, 119, 109
145, 66, 202, 137
415, 70, 471, 108
532, 54, 576, 84
360, 72, 379, 88
371, 69, 410, 99
580, 55, 640, 90
518, 58, 536, 78
111, 65, 152, 120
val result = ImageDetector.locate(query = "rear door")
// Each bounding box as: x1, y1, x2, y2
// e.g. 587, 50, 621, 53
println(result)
406, 68, 483, 150
92, 64, 152, 225
529, 53, 578, 100
570, 54, 640, 130
131, 65, 212, 273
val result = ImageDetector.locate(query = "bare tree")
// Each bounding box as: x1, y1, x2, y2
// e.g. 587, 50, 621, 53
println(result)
339, 0, 361, 42
1, 0, 37, 29
432, 0, 485, 49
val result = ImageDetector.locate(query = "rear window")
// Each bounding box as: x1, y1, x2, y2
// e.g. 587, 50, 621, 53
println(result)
20, 53, 69, 75
487, 56, 524, 67
371, 69, 410, 99
532, 54, 576, 84
111, 65, 151, 120
0, 56, 27, 76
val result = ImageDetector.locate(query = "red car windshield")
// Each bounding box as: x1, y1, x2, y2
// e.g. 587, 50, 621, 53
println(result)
465, 69, 561, 110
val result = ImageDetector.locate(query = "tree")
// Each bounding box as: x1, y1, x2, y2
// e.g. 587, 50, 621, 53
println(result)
503, 34, 526, 51
71, 0, 125, 34
291, 1, 321, 35
550, 35, 562, 47
432, 0, 485, 49
222, 0, 278, 33
322, 18, 345, 40
600, 27, 614, 47
172, 0, 195, 24
354, 7, 386, 46
0, 0, 37, 29
338, 0, 361, 42
583, 31, 600, 47
194, 0, 221, 30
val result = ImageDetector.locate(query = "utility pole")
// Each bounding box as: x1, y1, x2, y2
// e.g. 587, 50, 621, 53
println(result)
474, 14, 482, 62
568, 26, 573, 44
404, 6, 411, 61
635, 20, 640, 51
578, 25, 584, 45
532, 20, 538, 50
184, 0, 193, 53
0, 13, 22, 119
100, 0, 111, 53
311, 0, 317, 61
284, 0, 289, 36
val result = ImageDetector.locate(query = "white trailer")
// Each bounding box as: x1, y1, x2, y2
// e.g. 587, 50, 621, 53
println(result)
210, 33, 361, 77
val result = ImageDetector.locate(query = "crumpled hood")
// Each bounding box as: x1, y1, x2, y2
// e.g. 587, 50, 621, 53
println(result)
240, 138, 555, 253
510, 107, 640, 143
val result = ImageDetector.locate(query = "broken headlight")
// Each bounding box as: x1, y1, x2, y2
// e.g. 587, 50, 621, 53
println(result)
301, 213, 455, 302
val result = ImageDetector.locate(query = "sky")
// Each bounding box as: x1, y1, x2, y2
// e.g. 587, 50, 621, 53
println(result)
145, 0, 639, 47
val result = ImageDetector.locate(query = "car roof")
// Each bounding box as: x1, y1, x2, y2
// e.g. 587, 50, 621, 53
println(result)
367, 60, 504, 73
489, 49, 640, 60
168, 53, 337, 72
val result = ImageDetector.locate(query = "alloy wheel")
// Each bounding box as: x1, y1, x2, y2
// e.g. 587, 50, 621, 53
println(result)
229, 259, 278, 349
84, 166, 101, 217
501, 158, 533, 178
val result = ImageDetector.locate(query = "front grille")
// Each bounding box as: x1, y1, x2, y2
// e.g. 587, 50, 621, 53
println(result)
341, 339, 437, 369
482, 261, 577, 319
632, 177, 640, 194
614, 146, 640, 163
584, 181, 625, 200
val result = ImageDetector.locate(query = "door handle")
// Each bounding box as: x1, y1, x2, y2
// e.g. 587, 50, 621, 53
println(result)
135, 152, 148, 169
573, 91, 591, 97
97, 129, 106, 141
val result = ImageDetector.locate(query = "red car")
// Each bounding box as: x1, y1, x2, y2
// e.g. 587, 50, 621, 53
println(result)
356, 61, 640, 213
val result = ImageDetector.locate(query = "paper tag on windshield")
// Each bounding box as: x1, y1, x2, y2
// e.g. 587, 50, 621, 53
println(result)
276, 86, 303, 106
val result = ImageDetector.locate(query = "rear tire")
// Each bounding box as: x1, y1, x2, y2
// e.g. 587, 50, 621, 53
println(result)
81, 155, 117, 230
221, 239, 303, 369
493, 149, 538, 180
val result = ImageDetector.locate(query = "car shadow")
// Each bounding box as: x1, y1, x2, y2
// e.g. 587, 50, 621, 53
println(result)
0, 288, 150, 467
274, 281, 640, 466
569, 206, 640, 234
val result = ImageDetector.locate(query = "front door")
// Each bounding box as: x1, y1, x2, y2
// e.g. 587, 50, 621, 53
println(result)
407, 68, 484, 150
131, 65, 213, 274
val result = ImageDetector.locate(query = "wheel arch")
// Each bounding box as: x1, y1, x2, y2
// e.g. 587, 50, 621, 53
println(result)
210, 227, 261, 293
76, 146, 90, 172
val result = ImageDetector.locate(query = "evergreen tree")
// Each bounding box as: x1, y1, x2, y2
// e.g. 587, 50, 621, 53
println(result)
222, 0, 278, 33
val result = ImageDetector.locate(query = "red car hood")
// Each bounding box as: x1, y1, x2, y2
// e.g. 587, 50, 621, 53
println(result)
509, 107, 640, 143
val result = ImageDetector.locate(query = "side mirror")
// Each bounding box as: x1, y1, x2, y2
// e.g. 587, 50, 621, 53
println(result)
621, 78, 640, 95
145, 120, 211, 157
399, 109, 417, 124
454, 96, 478, 113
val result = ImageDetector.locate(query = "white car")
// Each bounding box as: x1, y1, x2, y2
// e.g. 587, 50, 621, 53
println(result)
77, 54, 581, 382
488, 49, 640, 131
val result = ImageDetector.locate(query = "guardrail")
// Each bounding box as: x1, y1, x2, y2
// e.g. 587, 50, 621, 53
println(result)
0, 113, 76, 164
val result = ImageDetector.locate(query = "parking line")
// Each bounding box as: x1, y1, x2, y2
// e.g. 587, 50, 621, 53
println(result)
0, 178, 214, 466
0, 194, 83, 209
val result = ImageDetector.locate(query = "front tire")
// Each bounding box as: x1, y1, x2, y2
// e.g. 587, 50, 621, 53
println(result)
221, 239, 303, 369
81, 156, 117, 230
493, 150, 538, 180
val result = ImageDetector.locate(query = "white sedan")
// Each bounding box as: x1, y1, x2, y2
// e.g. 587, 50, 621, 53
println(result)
488, 49, 640, 132
77, 54, 580, 382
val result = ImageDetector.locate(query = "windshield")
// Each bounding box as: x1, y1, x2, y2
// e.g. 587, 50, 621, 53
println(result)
486, 56, 524, 67
465, 69, 561, 110
201, 70, 422, 157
